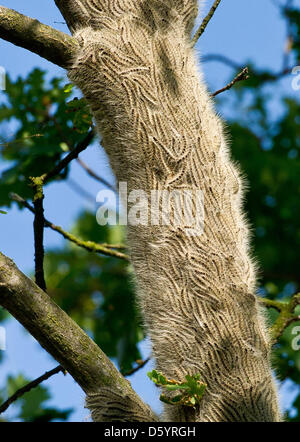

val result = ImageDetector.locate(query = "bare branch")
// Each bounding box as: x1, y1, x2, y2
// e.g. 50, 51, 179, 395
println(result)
9, 193, 129, 261
202, 53, 244, 70
202, 53, 293, 84
191, 0, 222, 46
123, 358, 151, 377
212, 67, 250, 97
0, 6, 79, 68
43, 130, 95, 184
0, 366, 65, 415
100, 243, 127, 250
67, 177, 96, 203
76, 157, 116, 192
41, 122, 114, 192
0, 252, 157, 421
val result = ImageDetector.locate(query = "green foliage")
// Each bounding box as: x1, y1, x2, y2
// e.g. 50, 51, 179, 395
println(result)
0, 69, 92, 207
63, 83, 74, 94
229, 98, 300, 296
147, 370, 206, 407
66, 97, 93, 133
0, 374, 72, 422
0, 307, 8, 322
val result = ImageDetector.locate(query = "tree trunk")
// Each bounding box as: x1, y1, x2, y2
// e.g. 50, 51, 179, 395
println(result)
55, 0, 280, 421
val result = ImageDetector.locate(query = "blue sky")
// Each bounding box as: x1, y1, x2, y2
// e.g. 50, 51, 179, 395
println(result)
0, 0, 299, 421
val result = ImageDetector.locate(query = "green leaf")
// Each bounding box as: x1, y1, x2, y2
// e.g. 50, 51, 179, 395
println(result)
63, 83, 74, 94
148, 370, 206, 407
0, 69, 92, 208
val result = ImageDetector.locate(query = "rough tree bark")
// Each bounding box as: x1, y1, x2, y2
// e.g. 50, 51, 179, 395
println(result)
0, 1, 281, 422
0, 252, 158, 421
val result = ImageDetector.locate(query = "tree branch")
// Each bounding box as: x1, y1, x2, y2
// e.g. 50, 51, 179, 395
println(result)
24, 130, 95, 291
212, 67, 250, 97
9, 193, 129, 261
0, 366, 65, 415
259, 297, 283, 313
99, 243, 127, 251
76, 157, 116, 192
123, 358, 151, 377
48, 125, 115, 191
260, 293, 300, 345
43, 130, 95, 184
201, 53, 244, 70
191, 0, 222, 46
0, 252, 157, 421
0, 6, 79, 68
30, 177, 47, 292
202, 53, 293, 84
67, 177, 96, 203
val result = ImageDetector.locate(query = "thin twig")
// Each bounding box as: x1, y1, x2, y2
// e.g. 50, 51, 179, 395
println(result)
100, 243, 127, 250
10, 193, 129, 261
201, 53, 243, 70
46, 122, 113, 192
9, 193, 34, 213
67, 177, 96, 203
0, 366, 65, 415
211, 67, 250, 97
259, 297, 283, 313
202, 53, 293, 83
43, 130, 95, 184
123, 358, 151, 377
76, 158, 116, 192
191, 0, 222, 46
43, 124, 114, 192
